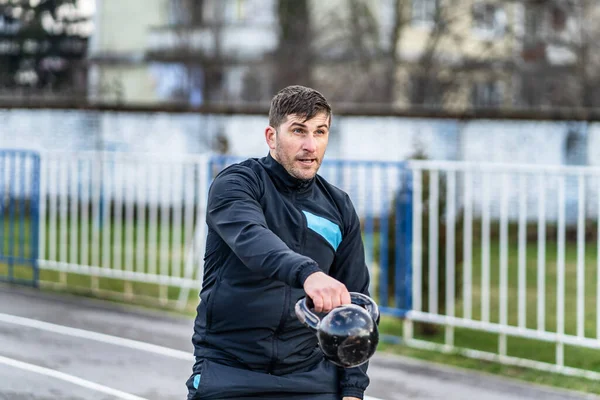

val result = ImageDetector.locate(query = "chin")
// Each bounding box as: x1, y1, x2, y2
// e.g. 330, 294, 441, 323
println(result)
293, 170, 316, 181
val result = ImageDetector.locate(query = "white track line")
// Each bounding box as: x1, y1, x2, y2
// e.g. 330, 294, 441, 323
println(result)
0, 312, 192, 360
0, 354, 147, 400
0, 312, 384, 400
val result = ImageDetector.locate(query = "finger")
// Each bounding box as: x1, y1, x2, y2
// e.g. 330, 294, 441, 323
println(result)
332, 287, 346, 309
331, 293, 341, 310
341, 289, 351, 305
322, 295, 333, 313
312, 295, 323, 313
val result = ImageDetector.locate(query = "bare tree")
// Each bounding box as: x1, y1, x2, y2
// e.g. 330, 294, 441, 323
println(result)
145, 0, 600, 113
310, 0, 510, 109
515, 0, 600, 110
273, 0, 312, 89
309, 0, 390, 104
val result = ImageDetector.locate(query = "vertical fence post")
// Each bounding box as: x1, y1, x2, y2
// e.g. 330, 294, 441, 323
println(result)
91, 154, 102, 292
428, 170, 439, 315
31, 153, 41, 287
364, 162, 375, 297
517, 173, 527, 330
499, 173, 509, 357
0, 153, 5, 267
446, 170, 456, 348
537, 174, 546, 332
379, 165, 389, 308
556, 175, 566, 368
412, 168, 422, 316
400, 166, 414, 343
18, 153, 26, 268
0, 150, 41, 287
8, 153, 16, 279
576, 173, 585, 338
463, 170, 473, 321
481, 172, 491, 323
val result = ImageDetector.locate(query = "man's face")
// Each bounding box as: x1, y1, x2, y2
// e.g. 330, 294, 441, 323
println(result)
266, 113, 330, 181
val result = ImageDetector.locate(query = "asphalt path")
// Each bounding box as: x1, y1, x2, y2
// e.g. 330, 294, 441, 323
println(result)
0, 284, 598, 400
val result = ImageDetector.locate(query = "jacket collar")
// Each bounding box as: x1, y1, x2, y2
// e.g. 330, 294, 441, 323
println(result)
261, 152, 314, 193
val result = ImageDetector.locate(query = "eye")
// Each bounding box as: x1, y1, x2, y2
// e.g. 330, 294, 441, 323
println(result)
293, 128, 304, 134
317, 130, 326, 135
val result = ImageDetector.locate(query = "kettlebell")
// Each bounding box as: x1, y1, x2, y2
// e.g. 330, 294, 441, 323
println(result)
294, 292, 379, 368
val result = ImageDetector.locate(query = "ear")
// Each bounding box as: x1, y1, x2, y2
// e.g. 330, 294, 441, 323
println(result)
265, 126, 277, 150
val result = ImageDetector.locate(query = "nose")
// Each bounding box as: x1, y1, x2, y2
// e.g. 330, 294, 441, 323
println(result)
302, 134, 317, 153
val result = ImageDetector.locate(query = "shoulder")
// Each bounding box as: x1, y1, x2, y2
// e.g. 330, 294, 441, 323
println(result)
210, 158, 264, 196
213, 158, 261, 181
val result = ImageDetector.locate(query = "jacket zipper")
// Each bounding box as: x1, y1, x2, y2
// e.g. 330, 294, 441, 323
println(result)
268, 190, 298, 374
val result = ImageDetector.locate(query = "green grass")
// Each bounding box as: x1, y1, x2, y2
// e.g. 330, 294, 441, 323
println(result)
0, 209, 203, 313
37, 209, 197, 275
377, 315, 600, 395
366, 229, 600, 395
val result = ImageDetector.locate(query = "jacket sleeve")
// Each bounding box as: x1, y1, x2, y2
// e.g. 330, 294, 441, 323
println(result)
330, 195, 375, 400
206, 165, 322, 288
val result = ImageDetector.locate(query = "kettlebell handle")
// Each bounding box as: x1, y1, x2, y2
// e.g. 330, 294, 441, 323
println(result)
294, 292, 379, 332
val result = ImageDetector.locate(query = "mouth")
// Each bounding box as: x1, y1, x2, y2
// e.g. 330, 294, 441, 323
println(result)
297, 158, 316, 166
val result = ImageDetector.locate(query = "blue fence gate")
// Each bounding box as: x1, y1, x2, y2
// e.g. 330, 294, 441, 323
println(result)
0, 150, 41, 286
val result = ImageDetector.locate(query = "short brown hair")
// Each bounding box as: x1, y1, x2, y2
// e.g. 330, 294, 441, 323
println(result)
268, 85, 332, 129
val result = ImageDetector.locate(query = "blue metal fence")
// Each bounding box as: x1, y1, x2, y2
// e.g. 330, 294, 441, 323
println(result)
0, 150, 41, 286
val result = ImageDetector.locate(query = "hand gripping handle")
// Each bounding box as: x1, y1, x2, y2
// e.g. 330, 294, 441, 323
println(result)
294, 292, 379, 331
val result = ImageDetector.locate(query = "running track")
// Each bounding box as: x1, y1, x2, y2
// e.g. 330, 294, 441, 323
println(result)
0, 284, 598, 400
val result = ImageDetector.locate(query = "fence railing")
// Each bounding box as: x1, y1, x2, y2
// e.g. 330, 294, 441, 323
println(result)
404, 160, 600, 380
10, 149, 600, 380
0, 150, 40, 286
36, 151, 210, 306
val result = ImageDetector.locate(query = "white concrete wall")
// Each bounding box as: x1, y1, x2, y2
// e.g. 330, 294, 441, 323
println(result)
1, 109, 597, 220
0, 110, 592, 163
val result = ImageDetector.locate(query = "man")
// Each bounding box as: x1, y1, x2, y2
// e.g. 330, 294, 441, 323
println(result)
186, 85, 374, 400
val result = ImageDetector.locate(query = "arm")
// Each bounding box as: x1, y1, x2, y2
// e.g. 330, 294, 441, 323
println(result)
330, 197, 375, 400
206, 166, 321, 287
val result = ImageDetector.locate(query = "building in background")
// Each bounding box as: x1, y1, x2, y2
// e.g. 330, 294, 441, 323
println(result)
309, 0, 518, 110
87, 0, 600, 112
517, 0, 600, 110
88, 0, 277, 105
88, 0, 165, 104
396, 0, 517, 111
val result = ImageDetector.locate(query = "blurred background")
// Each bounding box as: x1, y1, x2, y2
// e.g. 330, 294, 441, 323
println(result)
3, 0, 600, 396
1, 0, 599, 161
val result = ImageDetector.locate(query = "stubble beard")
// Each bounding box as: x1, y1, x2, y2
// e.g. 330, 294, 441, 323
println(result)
274, 145, 320, 182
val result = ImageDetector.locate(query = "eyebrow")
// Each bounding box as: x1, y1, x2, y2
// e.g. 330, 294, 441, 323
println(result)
289, 122, 307, 128
289, 122, 329, 129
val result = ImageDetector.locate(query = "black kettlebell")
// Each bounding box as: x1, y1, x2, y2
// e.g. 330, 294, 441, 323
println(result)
294, 292, 379, 368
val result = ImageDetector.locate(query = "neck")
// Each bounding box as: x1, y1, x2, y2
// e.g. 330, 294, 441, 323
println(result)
265, 152, 315, 191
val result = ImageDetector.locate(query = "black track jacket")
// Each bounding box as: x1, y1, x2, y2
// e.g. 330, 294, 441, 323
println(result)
191, 153, 372, 399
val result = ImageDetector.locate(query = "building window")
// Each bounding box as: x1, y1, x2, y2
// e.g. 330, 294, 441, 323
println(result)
472, 2, 506, 38
412, 0, 438, 26
472, 80, 504, 108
